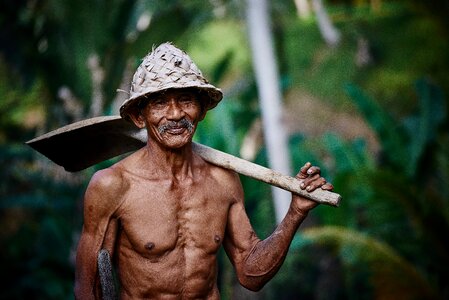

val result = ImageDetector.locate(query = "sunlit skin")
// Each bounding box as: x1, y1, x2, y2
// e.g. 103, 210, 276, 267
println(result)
74, 89, 333, 299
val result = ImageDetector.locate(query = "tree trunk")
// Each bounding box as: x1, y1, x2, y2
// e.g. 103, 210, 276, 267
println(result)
294, 0, 312, 19
87, 53, 105, 117
312, 0, 340, 47
246, 0, 292, 223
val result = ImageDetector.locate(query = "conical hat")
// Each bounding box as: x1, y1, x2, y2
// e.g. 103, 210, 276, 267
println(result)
120, 43, 223, 121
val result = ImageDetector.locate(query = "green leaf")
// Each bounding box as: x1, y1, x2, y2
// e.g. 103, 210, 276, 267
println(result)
402, 79, 446, 176
302, 226, 439, 300
345, 83, 408, 172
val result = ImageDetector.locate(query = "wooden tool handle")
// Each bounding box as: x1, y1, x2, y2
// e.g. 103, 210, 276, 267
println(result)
26, 116, 341, 206
192, 142, 341, 207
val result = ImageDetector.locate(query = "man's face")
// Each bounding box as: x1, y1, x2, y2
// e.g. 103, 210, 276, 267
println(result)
138, 89, 204, 149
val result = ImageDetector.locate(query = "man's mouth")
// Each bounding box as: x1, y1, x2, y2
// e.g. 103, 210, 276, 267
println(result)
165, 126, 186, 135
158, 118, 194, 135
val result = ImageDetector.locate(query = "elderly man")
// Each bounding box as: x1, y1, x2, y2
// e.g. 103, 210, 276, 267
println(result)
74, 43, 333, 299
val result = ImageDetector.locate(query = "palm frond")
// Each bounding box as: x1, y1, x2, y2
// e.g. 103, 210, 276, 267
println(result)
301, 226, 440, 300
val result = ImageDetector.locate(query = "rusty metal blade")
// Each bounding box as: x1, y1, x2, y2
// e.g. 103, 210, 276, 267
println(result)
98, 249, 117, 300
26, 116, 146, 172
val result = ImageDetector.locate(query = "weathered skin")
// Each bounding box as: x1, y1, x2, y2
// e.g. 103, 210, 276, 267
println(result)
74, 89, 333, 299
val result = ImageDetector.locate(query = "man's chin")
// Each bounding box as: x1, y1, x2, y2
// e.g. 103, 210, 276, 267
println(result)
159, 134, 193, 150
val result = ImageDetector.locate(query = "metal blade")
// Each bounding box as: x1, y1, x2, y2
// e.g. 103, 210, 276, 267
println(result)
26, 116, 146, 172
98, 249, 117, 300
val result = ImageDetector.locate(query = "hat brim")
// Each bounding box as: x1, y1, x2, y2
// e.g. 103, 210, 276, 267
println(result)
119, 83, 223, 121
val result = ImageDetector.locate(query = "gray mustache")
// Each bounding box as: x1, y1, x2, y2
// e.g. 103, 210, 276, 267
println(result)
158, 118, 194, 134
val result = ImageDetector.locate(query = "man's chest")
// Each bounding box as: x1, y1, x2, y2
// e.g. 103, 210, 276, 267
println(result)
115, 182, 232, 258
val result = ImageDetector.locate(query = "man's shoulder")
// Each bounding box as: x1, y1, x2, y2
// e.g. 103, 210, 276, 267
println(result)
81, 166, 129, 215
197, 155, 239, 181
87, 165, 128, 196
197, 156, 243, 199
209, 164, 239, 181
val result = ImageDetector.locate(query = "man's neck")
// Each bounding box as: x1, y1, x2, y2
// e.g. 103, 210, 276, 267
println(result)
143, 140, 196, 181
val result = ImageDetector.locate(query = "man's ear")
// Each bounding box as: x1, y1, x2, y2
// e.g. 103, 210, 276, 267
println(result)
197, 93, 208, 121
198, 108, 207, 121
128, 108, 146, 129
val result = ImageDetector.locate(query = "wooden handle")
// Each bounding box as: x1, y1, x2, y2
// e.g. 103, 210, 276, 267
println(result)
26, 115, 341, 206
192, 142, 341, 207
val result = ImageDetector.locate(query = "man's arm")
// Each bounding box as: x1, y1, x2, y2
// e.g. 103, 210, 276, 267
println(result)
223, 162, 332, 291
74, 168, 124, 300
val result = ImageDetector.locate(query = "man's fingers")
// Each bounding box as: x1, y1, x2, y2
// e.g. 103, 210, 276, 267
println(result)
298, 162, 321, 176
297, 163, 332, 191
321, 183, 334, 191
298, 162, 312, 179
307, 166, 321, 176
300, 174, 320, 189
305, 176, 326, 192
299, 175, 334, 192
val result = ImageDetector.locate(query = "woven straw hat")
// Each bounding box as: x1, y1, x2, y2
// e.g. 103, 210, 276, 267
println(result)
120, 42, 223, 121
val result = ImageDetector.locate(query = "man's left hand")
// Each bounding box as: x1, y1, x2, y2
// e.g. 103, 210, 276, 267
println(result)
291, 162, 333, 214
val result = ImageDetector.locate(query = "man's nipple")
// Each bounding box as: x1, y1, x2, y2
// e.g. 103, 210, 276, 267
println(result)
145, 242, 155, 251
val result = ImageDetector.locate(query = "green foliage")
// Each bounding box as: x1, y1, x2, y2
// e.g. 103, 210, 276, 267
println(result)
186, 19, 251, 77
1, 0, 449, 299
301, 226, 439, 300
282, 1, 449, 116
345, 79, 446, 177
286, 80, 449, 299
0, 58, 47, 141
0, 143, 87, 299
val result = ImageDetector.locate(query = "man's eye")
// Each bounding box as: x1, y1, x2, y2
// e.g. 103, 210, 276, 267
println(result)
152, 98, 166, 106
179, 96, 194, 104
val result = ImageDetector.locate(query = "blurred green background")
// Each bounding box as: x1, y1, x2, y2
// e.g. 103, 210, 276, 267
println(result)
1, 0, 448, 299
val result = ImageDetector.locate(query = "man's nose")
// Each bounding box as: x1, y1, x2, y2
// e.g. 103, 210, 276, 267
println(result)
166, 99, 185, 120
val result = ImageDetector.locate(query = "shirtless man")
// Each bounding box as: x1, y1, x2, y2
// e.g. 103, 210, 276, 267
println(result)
74, 43, 333, 299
